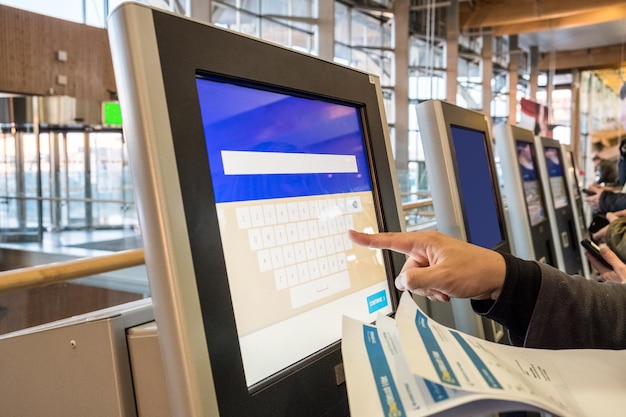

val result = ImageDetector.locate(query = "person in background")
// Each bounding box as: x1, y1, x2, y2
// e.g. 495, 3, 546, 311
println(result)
588, 223, 626, 283
592, 154, 618, 186
584, 182, 626, 213
585, 82, 626, 211
618, 82, 626, 186
349, 229, 626, 349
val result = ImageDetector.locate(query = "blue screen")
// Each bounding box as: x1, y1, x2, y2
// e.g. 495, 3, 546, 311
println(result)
450, 126, 503, 249
195, 77, 373, 203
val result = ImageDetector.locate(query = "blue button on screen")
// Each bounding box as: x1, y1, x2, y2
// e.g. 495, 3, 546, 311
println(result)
366, 290, 389, 314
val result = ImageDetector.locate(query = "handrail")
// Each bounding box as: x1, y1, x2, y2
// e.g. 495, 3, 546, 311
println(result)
401, 198, 433, 211
0, 248, 145, 294
0, 194, 132, 205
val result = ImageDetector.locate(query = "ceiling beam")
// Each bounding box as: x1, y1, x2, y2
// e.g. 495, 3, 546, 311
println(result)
491, 4, 626, 36
537, 43, 626, 71
460, 0, 626, 30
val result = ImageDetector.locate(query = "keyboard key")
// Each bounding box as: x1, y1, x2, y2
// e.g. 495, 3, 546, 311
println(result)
334, 234, 344, 252
328, 254, 339, 273
318, 200, 328, 216
344, 214, 354, 230
270, 247, 284, 268
307, 220, 319, 238
327, 217, 338, 235
286, 266, 299, 287
297, 221, 309, 241
261, 226, 276, 248
319, 257, 329, 276
274, 224, 287, 246
248, 228, 263, 251
236, 206, 252, 229
298, 201, 310, 220
308, 259, 320, 280
337, 252, 347, 270
250, 206, 265, 227
258, 250, 272, 272
287, 202, 299, 222
324, 236, 336, 254
263, 204, 277, 225
286, 223, 299, 243
305, 241, 317, 260
343, 234, 353, 250
275, 203, 289, 223
336, 198, 346, 214
274, 268, 287, 290
283, 244, 296, 266
315, 238, 327, 257
298, 263, 310, 283
294, 242, 307, 263
309, 200, 320, 218
345, 196, 363, 213
289, 271, 350, 308
336, 215, 346, 233
318, 218, 328, 236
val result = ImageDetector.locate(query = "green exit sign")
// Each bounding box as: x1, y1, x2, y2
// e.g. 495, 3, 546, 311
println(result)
102, 101, 122, 126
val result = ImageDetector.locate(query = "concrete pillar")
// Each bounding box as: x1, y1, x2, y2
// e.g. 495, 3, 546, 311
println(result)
508, 35, 518, 124
446, 0, 459, 103
393, 0, 410, 178
318, 0, 334, 61
529, 45, 539, 99
482, 32, 493, 115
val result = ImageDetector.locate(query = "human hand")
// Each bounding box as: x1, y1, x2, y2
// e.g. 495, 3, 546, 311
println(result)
348, 230, 506, 302
584, 192, 602, 211
587, 246, 626, 283
592, 225, 609, 243
588, 183, 606, 193
607, 209, 626, 221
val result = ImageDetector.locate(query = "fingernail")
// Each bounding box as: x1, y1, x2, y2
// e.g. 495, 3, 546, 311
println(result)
395, 273, 407, 290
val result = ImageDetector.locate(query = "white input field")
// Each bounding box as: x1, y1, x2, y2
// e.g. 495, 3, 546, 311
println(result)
221, 150, 358, 175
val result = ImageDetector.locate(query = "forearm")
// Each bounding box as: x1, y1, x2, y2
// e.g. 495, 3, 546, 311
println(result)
471, 253, 540, 346
524, 263, 626, 349
473, 254, 626, 349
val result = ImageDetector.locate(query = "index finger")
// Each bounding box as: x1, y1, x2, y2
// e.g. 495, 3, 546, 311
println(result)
348, 229, 424, 255
348, 230, 436, 259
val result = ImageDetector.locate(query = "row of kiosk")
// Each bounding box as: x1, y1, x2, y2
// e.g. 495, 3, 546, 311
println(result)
495, 123, 589, 279
417, 100, 592, 341
0, 4, 593, 416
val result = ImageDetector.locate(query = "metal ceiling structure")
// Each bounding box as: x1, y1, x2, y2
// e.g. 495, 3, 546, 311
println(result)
457, 0, 626, 94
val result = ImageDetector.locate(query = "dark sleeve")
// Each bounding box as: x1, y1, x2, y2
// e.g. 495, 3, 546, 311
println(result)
475, 253, 626, 350
523, 263, 626, 349
471, 253, 541, 346
599, 190, 626, 213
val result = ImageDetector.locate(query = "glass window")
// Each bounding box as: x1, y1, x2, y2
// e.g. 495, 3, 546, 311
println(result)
0, 0, 84, 24
213, 0, 317, 54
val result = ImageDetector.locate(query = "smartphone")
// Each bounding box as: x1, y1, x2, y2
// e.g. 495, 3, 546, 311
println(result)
588, 215, 610, 234
581, 239, 613, 269
582, 188, 597, 196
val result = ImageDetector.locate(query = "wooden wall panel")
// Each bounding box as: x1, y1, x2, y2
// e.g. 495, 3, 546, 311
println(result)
0, 5, 116, 102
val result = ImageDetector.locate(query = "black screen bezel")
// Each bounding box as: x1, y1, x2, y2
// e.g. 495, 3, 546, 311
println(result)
151, 10, 404, 416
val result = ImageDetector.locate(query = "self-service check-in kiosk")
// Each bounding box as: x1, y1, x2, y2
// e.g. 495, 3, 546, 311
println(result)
561, 144, 591, 279
494, 123, 558, 267
535, 136, 584, 276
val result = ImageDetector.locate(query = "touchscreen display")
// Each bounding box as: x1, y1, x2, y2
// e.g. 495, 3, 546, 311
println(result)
516, 141, 546, 226
544, 146, 569, 209
450, 125, 503, 249
195, 76, 392, 387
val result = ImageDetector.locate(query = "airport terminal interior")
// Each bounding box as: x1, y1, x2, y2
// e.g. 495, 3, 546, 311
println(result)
1, 0, 626, 416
